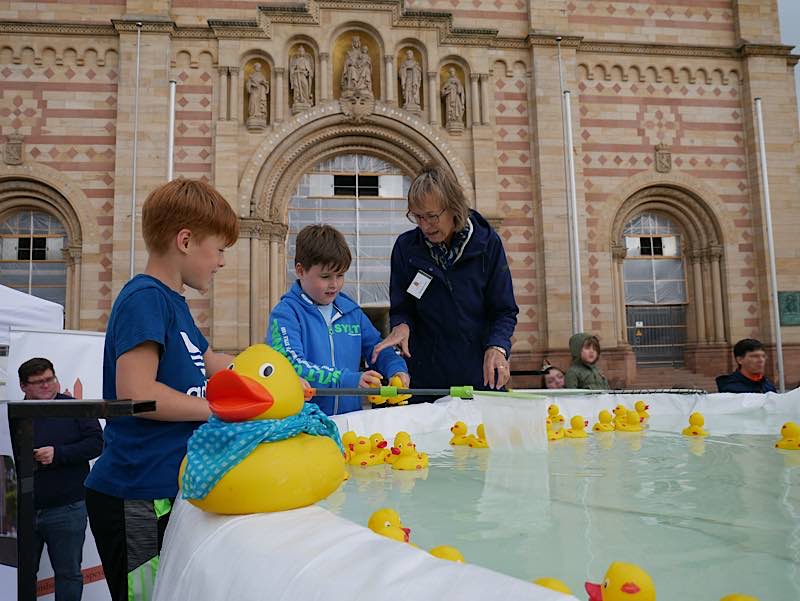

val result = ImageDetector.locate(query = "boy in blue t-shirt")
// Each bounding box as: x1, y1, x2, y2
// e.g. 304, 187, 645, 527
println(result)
267, 224, 409, 415
85, 179, 239, 601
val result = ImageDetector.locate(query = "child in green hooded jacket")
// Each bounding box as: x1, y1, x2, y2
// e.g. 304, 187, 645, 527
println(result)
564, 332, 609, 390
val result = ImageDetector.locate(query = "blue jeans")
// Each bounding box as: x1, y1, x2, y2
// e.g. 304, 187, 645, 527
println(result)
34, 500, 87, 601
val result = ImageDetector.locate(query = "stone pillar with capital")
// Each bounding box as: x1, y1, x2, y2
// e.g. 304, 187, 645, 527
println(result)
319, 53, 330, 101
275, 67, 285, 123
470, 73, 480, 126
384, 55, 395, 105
689, 249, 707, 343
218, 67, 228, 121
62, 245, 82, 329
427, 71, 438, 125
611, 243, 628, 343
267, 221, 288, 314
479, 73, 490, 125
229, 67, 240, 122
708, 245, 725, 343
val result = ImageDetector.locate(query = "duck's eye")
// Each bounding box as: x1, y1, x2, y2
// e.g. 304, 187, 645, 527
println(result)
259, 363, 275, 378
384, 521, 392, 528
227, 363, 235, 370
603, 579, 609, 589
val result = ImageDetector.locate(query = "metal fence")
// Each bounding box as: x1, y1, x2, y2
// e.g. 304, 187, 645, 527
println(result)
625, 305, 687, 366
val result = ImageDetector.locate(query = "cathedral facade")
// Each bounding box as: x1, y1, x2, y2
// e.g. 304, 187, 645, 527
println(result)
1, 0, 799, 387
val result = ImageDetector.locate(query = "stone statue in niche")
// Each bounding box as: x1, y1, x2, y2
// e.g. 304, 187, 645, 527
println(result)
246, 62, 270, 130
441, 67, 465, 134
339, 35, 375, 123
290, 45, 314, 114
341, 36, 373, 98
399, 49, 422, 113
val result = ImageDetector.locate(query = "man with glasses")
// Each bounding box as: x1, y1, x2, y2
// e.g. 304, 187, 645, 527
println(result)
715, 339, 777, 393
12, 357, 103, 601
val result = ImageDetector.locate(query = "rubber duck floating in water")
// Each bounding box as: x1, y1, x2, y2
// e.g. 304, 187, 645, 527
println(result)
775, 422, 800, 450
547, 403, 565, 426
387, 431, 412, 465
617, 410, 644, 433
585, 561, 655, 601
180, 344, 344, 514
612, 404, 628, 427
593, 410, 615, 433
368, 508, 411, 543
350, 435, 385, 467
682, 412, 708, 437
449, 421, 470, 445
634, 401, 650, 423
341, 430, 357, 461
429, 545, 465, 562
467, 423, 489, 448
719, 595, 760, 601
369, 433, 390, 461
565, 415, 589, 438
391, 439, 429, 470
533, 578, 572, 594
548, 425, 565, 442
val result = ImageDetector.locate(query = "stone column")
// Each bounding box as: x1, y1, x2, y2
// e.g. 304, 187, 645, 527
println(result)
708, 245, 725, 343
427, 71, 438, 125
275, 67, 285, 123
690, 250, 707, 343
384, 55, 395, 105
470, 73, 480, 126
62, 246, 81, 329
267, 222, 287, 311
229, 67, 239, 122
479, 73, 490, 125
319, 53, 329, 101
250, 235, 260, 344
218, 67, 228, 121
611, 243, 628, 343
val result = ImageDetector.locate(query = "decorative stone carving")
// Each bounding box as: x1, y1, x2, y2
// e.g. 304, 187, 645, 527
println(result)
339, 36, 375, 122
245, 62, 270, 130
4, 134, 24, 165
441, 67, 465, 134
655, 143, 671, 173
398, 49, 422, 113
289, 45, 314, 114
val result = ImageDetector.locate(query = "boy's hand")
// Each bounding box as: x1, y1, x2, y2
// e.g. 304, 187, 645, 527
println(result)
370, 324, 411, 363
359, 370, 383, 389
391, 372, 410, 388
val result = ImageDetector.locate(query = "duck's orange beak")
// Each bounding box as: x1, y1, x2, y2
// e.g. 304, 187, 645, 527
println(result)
377, 440, 387, 448
401, 527, 411, 542
585, 581, 603, 601
207, 369, 274, 422
391, 447, 401, 455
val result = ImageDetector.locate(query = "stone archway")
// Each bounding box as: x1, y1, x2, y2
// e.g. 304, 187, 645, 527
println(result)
238, 100, 473, 342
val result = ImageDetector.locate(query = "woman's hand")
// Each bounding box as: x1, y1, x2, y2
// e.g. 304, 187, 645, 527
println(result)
370, 323, 411, 363
358, 370, 384, 389
483, 347, 510, 390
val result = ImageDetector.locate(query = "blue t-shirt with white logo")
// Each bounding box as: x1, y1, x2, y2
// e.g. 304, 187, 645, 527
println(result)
85, 274, 209, 500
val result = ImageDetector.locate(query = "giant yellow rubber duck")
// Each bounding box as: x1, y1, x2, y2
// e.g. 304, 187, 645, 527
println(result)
467, 423, 489, 448
593, 410, 615, 433
585, 561, 655, 601
450, 421, 470, 445
634, 401, 650, 422
775, 422, 800, 450
565, 415, 589, 438
179, 344, 344, 514
682, 412, 708, 437
368, 508, 411, 543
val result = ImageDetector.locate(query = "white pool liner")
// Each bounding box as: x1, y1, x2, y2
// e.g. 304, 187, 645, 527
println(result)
153, 388, 800, 601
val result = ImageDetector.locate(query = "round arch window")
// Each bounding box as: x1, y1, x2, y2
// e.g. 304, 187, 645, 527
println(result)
0, 210, 68, 306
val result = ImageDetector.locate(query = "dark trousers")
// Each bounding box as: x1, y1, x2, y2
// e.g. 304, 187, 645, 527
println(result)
34, 500, 87, 601
85, 488, 172, 601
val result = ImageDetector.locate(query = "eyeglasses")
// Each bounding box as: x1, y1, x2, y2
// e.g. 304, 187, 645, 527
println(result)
406, 208, 446, 225
25, 375, 57, 387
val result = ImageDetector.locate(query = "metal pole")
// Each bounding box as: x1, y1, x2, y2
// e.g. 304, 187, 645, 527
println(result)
129, 22, 142, 279
753, 97, 785, 392
564, 89, 584, 332
167, 79, 176, 181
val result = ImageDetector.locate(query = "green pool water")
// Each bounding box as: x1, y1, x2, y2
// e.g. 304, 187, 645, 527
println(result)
320, 412, 800, 600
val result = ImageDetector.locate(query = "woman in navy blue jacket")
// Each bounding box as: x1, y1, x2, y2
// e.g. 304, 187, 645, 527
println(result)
372, 164, 518, 398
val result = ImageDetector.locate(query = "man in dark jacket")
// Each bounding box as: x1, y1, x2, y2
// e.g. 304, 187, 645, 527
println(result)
11, 357, 103, 601
716, 339, 777, 393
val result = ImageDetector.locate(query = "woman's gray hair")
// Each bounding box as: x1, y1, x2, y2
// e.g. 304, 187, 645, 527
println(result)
407, 164, 470, 231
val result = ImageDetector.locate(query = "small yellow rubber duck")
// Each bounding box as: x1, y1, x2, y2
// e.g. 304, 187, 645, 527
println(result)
429, 545, 465, 562
349, 436, 383, 467
391, 440, 429, 471
612, 404, 628, 428
369, 433, 390, 461
386, 431, 412, 464
593, 410, 615, 432
565, 415, 589, 438
341, 430, 357, 461
449, 421, 470, 445
548, 426, 565, 441
585, 561, 655, 601
467, 423, 489, 448
368, 508, 411, 543
547, 403, 565, 426
386, 374, 412, 405
634, 400, 650, 422
775, 422, 800, 450
682, 412, 708, 437
617, 410, 643, 433
720, 595, 760, 601
533, 577, 572, 594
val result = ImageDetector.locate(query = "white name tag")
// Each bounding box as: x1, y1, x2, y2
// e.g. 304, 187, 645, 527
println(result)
406, 270, 433, 299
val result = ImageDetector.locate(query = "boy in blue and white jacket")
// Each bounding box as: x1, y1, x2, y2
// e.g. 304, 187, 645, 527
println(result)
267, 224, 409, 415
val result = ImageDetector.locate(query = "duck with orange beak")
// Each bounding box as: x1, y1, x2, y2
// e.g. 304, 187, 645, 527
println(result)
179, 344, 345, 514
585, 561, 655, 601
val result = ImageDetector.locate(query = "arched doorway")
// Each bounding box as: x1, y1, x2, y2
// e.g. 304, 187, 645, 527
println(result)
621, 211, 687, 365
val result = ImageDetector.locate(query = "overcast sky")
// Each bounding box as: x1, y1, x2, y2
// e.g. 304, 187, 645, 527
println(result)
777, 0, 800, 114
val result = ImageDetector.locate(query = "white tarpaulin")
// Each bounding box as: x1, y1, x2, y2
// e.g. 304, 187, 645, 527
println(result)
0, 285, 63, 347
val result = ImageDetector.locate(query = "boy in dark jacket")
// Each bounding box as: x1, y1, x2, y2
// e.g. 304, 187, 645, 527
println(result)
11, 357, 103, 601
268, 224, 409, 415
565, 332, 609, 390
716, 338, 777, 393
